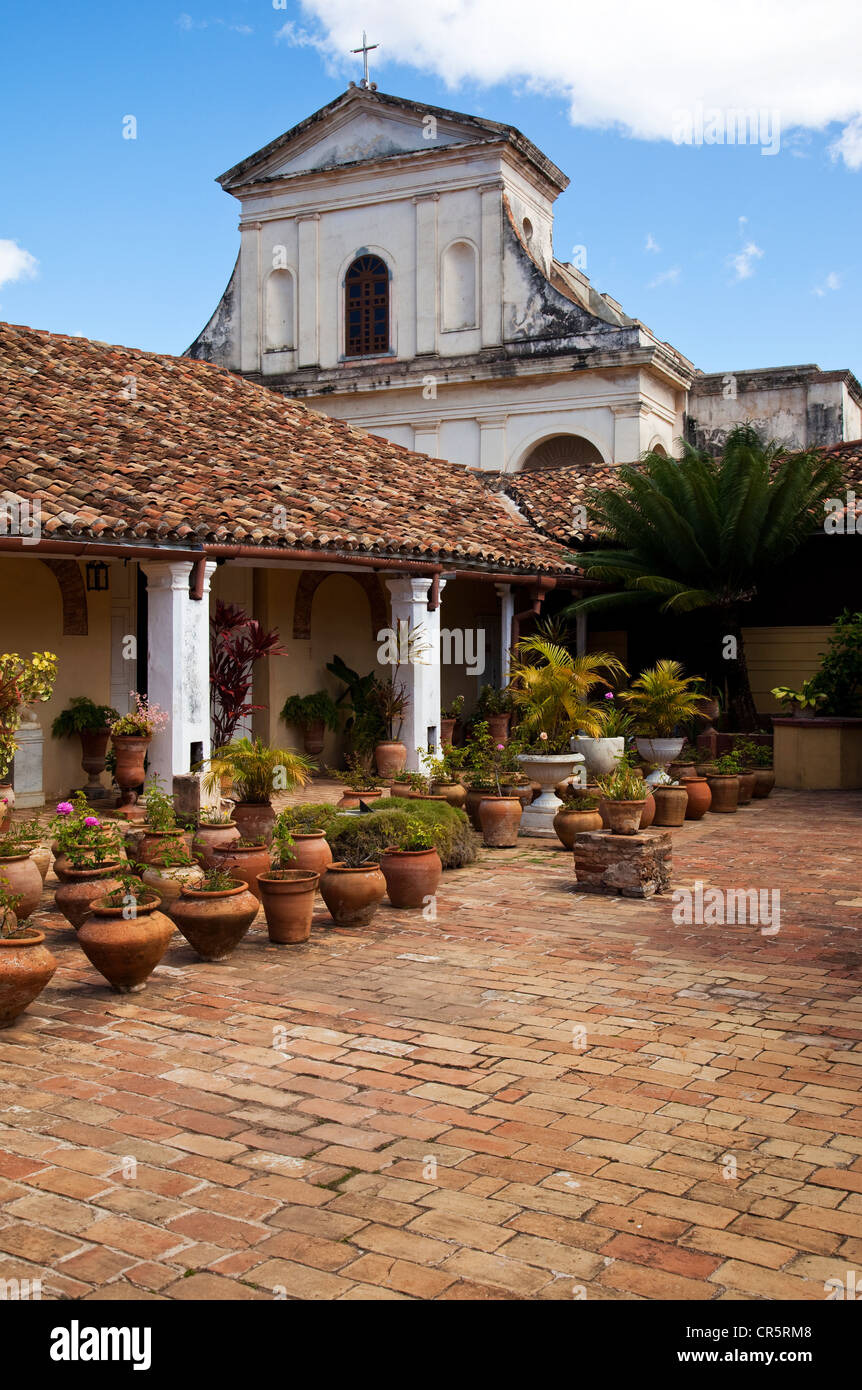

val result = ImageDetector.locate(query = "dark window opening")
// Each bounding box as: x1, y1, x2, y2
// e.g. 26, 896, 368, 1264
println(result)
345, 255, 389, 356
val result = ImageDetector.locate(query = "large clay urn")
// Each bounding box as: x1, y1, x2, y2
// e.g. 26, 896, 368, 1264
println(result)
0, 927, 57, 1027
258, 870, 319, 943
0, 853, 43, 921
500, 781, 533, 809
737, 771, 757, 806
77, 895, 175, 992
279, 831, 333, 879
553, 804, 603, 848
651, 785, 689, 828
478, 796, 523, 847
170, 882, 260, 959
136, 828, 189, 868
79, 728, 111, 798
752, 768, 775, 798
431, 781, 467, 810
232, 802, 276, 845
320, 863, 386, 928
707, 774, 739, 813
374, 741, 408, 778
111, 734, 150, 808
379, 847, 442, 908
54, 863, 124, 930
192, 821, 240, 870
212, 842, 271, 901
684, 777, 712, 820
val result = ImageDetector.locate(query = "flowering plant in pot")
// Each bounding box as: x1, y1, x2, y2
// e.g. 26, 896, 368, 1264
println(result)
50, 794, 123, 880
51, 696, 119, 801
109, 695, 169, 807
0, 879, 58, 1028
50, 816, 125, 928
280, 690, 341, 757
0, 650, 58, 788
202, 737, 312, 843
595, 765, 649, 835
380, 817, 443, 908
168, 866, 259, 960
622, 661, 705, 779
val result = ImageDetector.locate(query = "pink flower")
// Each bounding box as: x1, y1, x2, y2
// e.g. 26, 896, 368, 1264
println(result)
604, 691, 614, 700
56, 801, 74, 815
84, 816, 100, 828
496, 744, 504, 751
539, 731, 548, 741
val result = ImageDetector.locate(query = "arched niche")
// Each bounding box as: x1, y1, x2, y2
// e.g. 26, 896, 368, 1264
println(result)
39, 558, 88, 635
292, 569, 387, 643
441, 240, 478, 331
265, 268, 295, 350
518, 434, 605, 472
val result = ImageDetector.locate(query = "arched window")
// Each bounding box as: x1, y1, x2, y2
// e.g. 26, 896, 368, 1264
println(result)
442, 241, 477, 331
520, 435, 604, 472
265, 269, 294, 350
345, 255, 389, 357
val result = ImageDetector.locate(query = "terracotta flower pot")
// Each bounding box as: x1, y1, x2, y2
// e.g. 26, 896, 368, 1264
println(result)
0, 927, 57, 1027
431, 781, 467, 810
752, 768, 775, 798
232, 802, 276, 846
651, 785, 689, 828
500, 782, 533, 809
440, 718, 456, 748
279, 831, 333, 881
380, 847, 442, 908
54, 862, 124, 930
169, 882, 260, 960
136, 827, 189, 868
486, 713, 511, 746
668, 762, 698, 781
320, 863, 386, 928
258, 870, 319, 943
141, 862, 205, 908
605, 799, 647, 835
374, 741, 408, 778
640, 791, 656, 829
111, 734, 150, 808
478, 796, 523, 847
212, 842, 271, 901
21, 842, 51, 882
684, 777, 712, 820
464, 788, 493, 830
553, 805, 603, 848
337, 788, 384, 810
303, 720, 326, 757
79, 727, 111, 797
707, 774, 739, 813
0, 784, 14, 834
0, 853, 43, 920
192, 821, 240, 870
737, 771, 757, 806
77, 895, 175, 992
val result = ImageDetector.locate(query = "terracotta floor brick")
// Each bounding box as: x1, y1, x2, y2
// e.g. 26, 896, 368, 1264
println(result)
4, 788, 861, 1300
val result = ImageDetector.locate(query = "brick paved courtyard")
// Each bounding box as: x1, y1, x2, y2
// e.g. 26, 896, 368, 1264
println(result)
2, 787, 861, 1301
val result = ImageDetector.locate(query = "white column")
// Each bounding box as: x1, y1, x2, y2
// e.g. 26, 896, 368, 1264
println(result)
385, 576, 446, 770
141, 560, 217, 787
495, 583, 515, 684
414, 194, 438, 356
297, 214, 320, 367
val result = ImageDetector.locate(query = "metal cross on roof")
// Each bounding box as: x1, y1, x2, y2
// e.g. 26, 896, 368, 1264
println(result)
351, 31, 378, 89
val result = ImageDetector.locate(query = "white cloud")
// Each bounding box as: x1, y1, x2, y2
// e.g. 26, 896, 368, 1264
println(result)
729, 241, 764, 281
0, 240, 38, 292
647, 266, 680, 289
644, 233, 661, 253
813, 271, 841, 296
291, 0, 862, 168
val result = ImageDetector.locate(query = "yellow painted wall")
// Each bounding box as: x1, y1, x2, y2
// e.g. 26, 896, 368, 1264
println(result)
742, 625, 833, 714
0, 556, 113, 801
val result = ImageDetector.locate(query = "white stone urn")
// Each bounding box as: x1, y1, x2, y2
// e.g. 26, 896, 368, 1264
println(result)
571, 736, 625, 779
516, 752, 585, 837
635, 736, 685, 783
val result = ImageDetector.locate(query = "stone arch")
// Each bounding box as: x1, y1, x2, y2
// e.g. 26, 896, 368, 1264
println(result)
265, 268, 295, 350
517, 433, 605, 473
441, 239, 478, 331
292, 569, 387, 643
647, 437, 669, 457
39, 558, 88, 635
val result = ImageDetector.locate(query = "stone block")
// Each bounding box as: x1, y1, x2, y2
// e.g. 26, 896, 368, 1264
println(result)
572, 828, 672, 898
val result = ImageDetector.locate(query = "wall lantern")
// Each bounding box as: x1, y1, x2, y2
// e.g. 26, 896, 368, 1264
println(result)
85, 560, 110, 592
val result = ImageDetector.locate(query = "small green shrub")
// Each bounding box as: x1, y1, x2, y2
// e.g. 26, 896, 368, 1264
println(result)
328, 796, 478, 870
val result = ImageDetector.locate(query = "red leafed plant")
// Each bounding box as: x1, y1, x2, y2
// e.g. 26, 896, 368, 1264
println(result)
210, 601, 287, 747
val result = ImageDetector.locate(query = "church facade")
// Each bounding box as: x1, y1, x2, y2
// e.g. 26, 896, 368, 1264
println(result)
188, 85, 861, 470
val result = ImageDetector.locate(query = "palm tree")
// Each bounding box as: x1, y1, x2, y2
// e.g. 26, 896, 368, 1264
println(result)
562, 426, 843, 729
506, 636, 627, 744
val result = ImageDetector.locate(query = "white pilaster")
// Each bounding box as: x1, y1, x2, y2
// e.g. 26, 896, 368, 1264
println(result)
480, 183, 503, 348
141, 560, 217, 787
413, 420, 440, 456
612, 403, 651, 462
479, 415, 507, 472
494, 583, 515, 684
239, 220, 261, 373
385, 577, 446, 770
414, 194, 438, 355
297, 214, 320, 367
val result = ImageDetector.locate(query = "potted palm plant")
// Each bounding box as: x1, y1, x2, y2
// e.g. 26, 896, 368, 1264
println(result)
202, 737, 312, 844
372, 678, 409, 778
51, 697, 119, 801
622, 661, 705, 780
280, 690, 341, 756
507, 636, 625, 836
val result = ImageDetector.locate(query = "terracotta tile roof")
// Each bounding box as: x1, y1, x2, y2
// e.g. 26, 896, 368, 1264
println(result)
0, 321, 576, 574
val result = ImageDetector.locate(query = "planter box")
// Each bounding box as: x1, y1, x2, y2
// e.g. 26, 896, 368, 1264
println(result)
773, 717, 862, 790
573, 828, 673, 898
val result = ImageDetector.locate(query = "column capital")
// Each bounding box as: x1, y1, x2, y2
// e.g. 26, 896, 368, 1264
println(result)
139, 558, 195, 589
494, 581, 512, 597
412, 192, 439, 205
385, 575, 434, 604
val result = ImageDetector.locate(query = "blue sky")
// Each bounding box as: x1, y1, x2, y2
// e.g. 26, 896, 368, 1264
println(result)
1, 0, 859, 378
